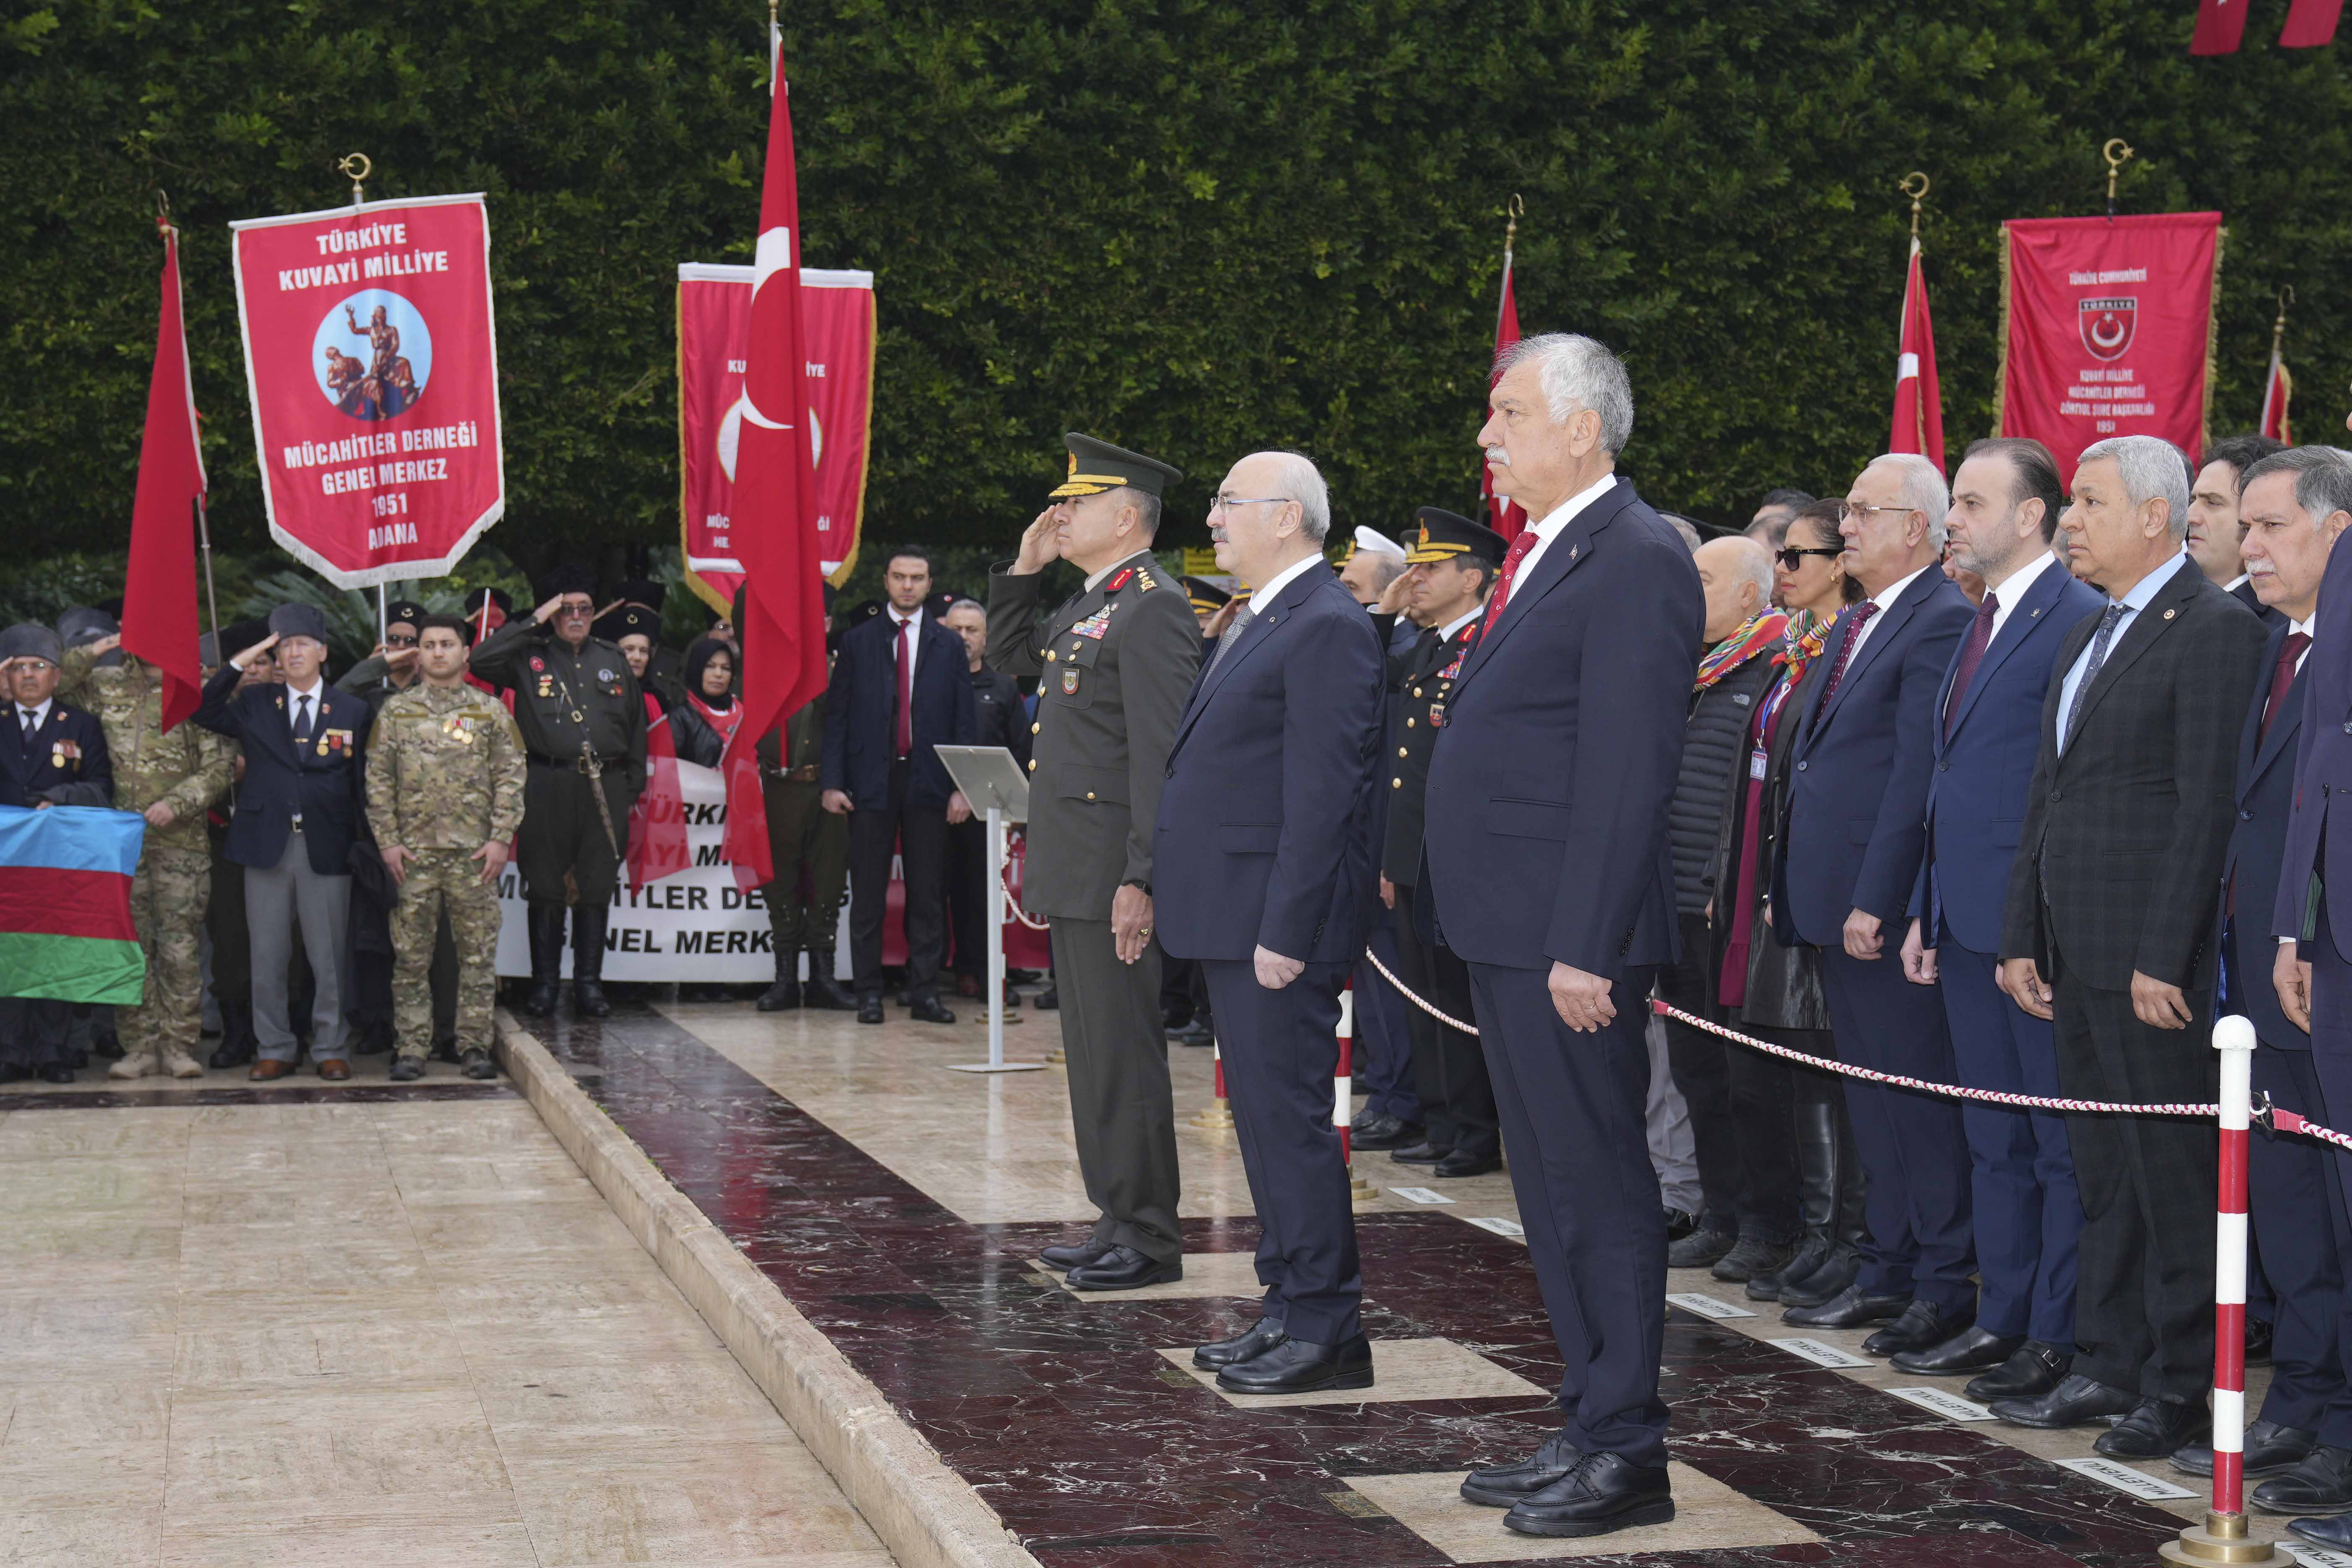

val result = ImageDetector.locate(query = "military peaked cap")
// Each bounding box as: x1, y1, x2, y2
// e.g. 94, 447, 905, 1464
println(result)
1404, 507, 1507, 566
1050, 432, 1182, 500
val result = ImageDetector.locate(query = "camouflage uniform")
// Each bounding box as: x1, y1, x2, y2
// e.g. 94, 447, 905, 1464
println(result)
364, 682, 526, 1060
58, 646, 234, 1078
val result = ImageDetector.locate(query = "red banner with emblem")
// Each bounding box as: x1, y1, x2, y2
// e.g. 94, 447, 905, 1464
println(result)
230, 195, 504, 588
1995, 212, 2223, 483
677, 263, 874, 610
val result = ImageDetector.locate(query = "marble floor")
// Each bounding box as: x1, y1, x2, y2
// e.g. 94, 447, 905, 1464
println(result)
0, 1086, 894, 1567
514, 995, 2280, 1567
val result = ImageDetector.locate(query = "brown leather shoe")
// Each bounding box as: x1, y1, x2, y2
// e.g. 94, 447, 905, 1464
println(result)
317, 1058, 351, 1081
248, 1060, 296, 1081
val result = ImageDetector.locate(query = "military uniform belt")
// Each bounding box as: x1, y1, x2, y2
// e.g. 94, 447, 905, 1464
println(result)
528, 753, 613, 774
761, 763, 820, 782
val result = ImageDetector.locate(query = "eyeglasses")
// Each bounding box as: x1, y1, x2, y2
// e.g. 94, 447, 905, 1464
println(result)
1776, 546, 1844, 570
384, 631, 418, 647
1207, 496, 1292, 516
1834, 502, 1919, 527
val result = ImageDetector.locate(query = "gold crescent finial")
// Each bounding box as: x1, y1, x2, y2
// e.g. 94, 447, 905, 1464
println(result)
336, 152, 372, 205
2102, 138, 2134, 214
1504, 193, 1522, 248
1899, 172, 1929, 239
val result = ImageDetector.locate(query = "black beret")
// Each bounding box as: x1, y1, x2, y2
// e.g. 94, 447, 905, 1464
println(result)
200, 618, 274, 668
384, 599, 426, 629
615, 577, 667, 611
533, 564, 596, 603
595, 605, 662, 644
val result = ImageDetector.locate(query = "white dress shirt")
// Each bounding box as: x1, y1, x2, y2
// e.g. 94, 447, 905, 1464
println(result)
886, 606, 924, 679
1844, 563, 1934, 665
1436, 605, 1484, 642
2055, 550, 2191, 756
1247, 550, 1330, 615
1982, 549, 2058, 645
283, 676, 325, 738
1508, 471, 1620, 586
15, 698, 52, 734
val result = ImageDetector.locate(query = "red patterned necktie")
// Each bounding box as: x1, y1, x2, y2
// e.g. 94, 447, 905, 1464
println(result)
2261, 632, 2312, 744
893, 616, 914, 758
1942, 592, 1998, 738
1471, 529, 1541, 647
1813, 602, 1880, 718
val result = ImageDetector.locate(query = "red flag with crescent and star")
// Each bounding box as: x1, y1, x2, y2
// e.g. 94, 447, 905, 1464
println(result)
727, 18, 830, 884
123, 219, 207, 732
1888, 236, 1945, 473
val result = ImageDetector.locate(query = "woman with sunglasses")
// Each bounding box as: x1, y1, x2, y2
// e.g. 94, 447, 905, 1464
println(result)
1709, 499, 1867, 1308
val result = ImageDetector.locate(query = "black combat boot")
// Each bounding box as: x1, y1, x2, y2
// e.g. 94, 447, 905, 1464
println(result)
524, 903, 565, 1018
570, 905, 613, 1018
209, 998, 258, 1069
757, 948, 802, 1012
802, 948, 858, 1010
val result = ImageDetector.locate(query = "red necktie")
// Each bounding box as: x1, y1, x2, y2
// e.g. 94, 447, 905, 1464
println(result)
2261, 632, 2311, 744
1942, 592, 1998, 738
1471, 529, 1541, 646
1813, 601, 1880, 721
893, 616, 914, 758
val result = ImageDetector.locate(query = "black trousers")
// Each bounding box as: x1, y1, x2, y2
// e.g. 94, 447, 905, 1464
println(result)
208, 840, 249, 1007
847, 758, 948, 1001
1658, 910, 1800, 1243
761, 776, 849, 953
1391, 880, 1495, 1158
518, 761, 634, 908
944, 818, 987, 978
1471, 960, 1669, 1467
0, 998, 70, 1070
2049, 954, 2218, 1404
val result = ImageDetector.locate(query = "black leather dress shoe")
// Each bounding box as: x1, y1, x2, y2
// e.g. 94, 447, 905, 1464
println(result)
1390, 1140, 1449, 1166
1891, 1324, 2022, 1376
2255, 1445, 2352, 1514
1966, 1341, 2071, 1403
38, 1063, 74, 1084
1169, 1018, 1215, 1047
1193, 1316, 1288, 1369
1781, 1284, 1909, 1330
1462, 1432, 1583, 1507
1064, 1246, 1181, 1292
1434, 1148, 1503, 1178
1988, 1372, 2137, 1429
2174, 1419, 2316, 1478
908, 997, 957, 1024
1663, 1207, 1701, 1243
2248, 1315, 2277, 1367
1215, 1331, 1372, 1394
209, 1039, 256, 1070
1864, 1301, 1973, 1358
388, 1055, 426, 1082
1504, 1452, 1675, 1538
2294, 1516, 2352, 1551
2094, 1398, 2208, 1460
1034, 988, 1058, 1010
856, 994, 884, 1025
1351, 1113, 1423, 1151
1039, 1237, 1112, 1271
1746, 1237, 1831, 1302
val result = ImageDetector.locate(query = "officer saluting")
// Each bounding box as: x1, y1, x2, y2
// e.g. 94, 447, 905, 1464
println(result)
988, 433, 1201, 1290
469, 566, 647, 1018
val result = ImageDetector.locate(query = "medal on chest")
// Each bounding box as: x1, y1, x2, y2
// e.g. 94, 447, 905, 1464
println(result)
442, 714, 477, 745
1071, 609, 1112, 640
52, 739, 76, 770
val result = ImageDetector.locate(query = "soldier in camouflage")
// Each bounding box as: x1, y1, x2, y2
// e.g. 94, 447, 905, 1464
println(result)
60, 629, 235, 1079
366, 614, 526, 1080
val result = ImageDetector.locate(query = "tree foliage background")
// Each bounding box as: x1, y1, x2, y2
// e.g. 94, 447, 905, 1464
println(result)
5, 0, 2350, 571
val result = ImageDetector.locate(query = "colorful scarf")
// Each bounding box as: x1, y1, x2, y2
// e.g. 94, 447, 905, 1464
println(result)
1694, 611, 1788, 691
1776, 607, 1836, 694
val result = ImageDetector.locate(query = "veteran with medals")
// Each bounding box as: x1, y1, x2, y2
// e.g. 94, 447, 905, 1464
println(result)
988, 433, 1201, 1290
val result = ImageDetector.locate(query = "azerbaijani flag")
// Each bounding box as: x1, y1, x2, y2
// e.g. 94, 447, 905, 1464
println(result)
0, 807, 146, 1004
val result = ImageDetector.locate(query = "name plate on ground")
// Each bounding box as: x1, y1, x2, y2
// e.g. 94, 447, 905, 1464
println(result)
1665, 1292, 1757, 1320
2290, 1545, 2352, 1568
2051, 1455, 2197, 1500
1886, 1386, 1996, 1422
1389, 1187, 1454, 1205
1771, 1337, 1873, 1369
1463, 1216, 1524, 1238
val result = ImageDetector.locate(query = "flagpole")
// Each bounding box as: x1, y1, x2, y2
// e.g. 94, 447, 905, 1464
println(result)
1494, 193, 1520, 338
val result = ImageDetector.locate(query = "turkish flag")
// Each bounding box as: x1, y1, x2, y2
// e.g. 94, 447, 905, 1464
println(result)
123, 221, 207, 732
728, 22, 830, 883
1483, 258, 1529, 542
2282, 0, 2344, 46
2192, 0, 2251, 53
2262, 349, 2294, 444
1888, 237, 1945, 473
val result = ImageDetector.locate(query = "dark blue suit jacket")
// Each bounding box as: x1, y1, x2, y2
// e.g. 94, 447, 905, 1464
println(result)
0, 702, 112, 809
2230, 620, 2310, 1046
194, 668, 371, 874
1774, 565, 1972, 947
1153, 562, 1382, 964
820, 610, 977, 811
1423, 477, 1703, 978
2277, 538, 2352, 958
1918, 560, 2105, 952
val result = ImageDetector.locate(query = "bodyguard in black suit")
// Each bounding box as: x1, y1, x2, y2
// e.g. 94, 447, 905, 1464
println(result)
1154, 449, 1384, 1397
1430, 336, 1701, 1540
821, 545, 977, 1023
1896, 439, 2100, 1400
0, 622, 114, 1083
2215, 448, 2352, 1523
2188, 433, 2289, 627
1772, 456, 1976, 1357
196, 603, 374, 1080
1990, 436, 2268, 1458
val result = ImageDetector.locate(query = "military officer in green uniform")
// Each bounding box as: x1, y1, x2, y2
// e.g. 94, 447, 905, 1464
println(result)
988, 432, 1201, 1291
60, 626, 235, 1079
368, 614, 527, 1080
755, 690, 857, 1012
469, 565, 647, 1019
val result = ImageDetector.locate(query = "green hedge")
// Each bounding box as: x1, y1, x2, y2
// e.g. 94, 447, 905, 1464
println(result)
4, 0, 2349, 579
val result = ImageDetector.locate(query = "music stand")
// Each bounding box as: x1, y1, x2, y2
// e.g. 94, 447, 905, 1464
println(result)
933, 745, 1043, 1073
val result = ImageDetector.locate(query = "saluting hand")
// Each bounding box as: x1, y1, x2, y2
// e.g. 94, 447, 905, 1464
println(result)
1374, 566, 1418, 618
1012, 508, 1063, 575
1202, 598, 1243, 640
233, 631, 281, 670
